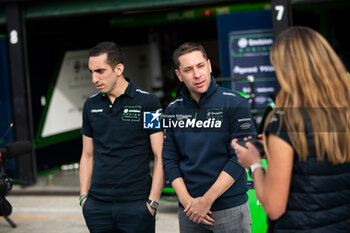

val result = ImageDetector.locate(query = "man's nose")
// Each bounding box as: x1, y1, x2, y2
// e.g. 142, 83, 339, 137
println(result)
92, 73, 98, 83
193, 68, 200, 78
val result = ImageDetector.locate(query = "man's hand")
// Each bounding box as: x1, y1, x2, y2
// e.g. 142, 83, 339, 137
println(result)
146, 202, 156, 216
184, 197, 214, 225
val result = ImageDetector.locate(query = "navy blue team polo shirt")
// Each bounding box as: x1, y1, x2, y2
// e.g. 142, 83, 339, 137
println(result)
163, 77, 256, 211
81, 78, 162, 202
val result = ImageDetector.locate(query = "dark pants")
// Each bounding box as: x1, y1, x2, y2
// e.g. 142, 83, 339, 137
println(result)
82, 197, 155, 233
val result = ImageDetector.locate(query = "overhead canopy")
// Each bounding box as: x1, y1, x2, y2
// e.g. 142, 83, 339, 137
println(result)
0, 0, 257, 23
1, 0, 348, 24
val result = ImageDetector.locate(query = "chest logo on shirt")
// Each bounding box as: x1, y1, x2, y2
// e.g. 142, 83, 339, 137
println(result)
122, 106, 141, 122
206, 108, 224, 121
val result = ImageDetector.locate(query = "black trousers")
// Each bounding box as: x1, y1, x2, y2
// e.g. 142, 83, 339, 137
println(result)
82, 197, 155, 233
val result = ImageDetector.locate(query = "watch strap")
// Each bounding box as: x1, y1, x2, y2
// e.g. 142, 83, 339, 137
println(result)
249, 163, 264, 177
147, 199, 159, 210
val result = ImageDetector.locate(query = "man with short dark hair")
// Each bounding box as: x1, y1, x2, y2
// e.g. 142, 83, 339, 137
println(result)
79, 41, 165, 233
163, 42, 256, 232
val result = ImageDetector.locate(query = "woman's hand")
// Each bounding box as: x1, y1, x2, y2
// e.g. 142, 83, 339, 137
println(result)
231, 139, 262, 169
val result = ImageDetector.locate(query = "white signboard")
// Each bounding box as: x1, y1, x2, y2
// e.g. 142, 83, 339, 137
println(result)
41, 50, 95, 137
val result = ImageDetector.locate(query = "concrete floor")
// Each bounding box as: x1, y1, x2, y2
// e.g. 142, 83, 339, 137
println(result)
1, 196, 179, 233
1, 168, 179, 233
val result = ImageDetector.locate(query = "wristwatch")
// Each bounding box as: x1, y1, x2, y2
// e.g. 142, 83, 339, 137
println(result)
147, 199, 159, 210
249, 163, 264, 177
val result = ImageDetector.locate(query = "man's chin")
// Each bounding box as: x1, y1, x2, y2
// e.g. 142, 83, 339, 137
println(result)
196, 87, 209, 94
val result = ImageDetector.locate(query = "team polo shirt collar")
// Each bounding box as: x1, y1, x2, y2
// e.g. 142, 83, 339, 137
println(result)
180, 76, 219, 104
99, 77, 136, 100
123, 77, 136, 98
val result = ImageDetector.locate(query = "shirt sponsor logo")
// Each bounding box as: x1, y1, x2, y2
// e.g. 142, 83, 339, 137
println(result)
168, 98, 183, 106
135, 89, 149, 95
91, 109, 103, 113
206, 108, 224, 121
240, 122, 252, 130
222, 92, 236, 97
238, 118, 251, 122
122, 106, 141, 122
124, 109, 141, 113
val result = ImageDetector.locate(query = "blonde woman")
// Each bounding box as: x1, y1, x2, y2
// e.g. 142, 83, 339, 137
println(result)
232, 26, 350, 232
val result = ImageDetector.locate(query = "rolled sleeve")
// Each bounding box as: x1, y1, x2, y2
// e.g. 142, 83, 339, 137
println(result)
223, 158, 246, 181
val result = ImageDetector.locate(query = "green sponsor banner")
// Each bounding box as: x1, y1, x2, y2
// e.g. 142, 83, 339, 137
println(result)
247, 159, 268, 233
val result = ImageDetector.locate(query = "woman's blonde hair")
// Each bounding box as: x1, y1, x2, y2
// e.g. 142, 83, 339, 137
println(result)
265, 26, 350, 164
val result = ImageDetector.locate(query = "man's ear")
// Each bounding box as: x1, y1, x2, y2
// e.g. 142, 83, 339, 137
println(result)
175, 69, 183, 82
114, 63, 124, 76
208, 59, 212, 74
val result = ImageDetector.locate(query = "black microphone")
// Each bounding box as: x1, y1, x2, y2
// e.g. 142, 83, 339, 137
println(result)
0, 141, 32, 160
